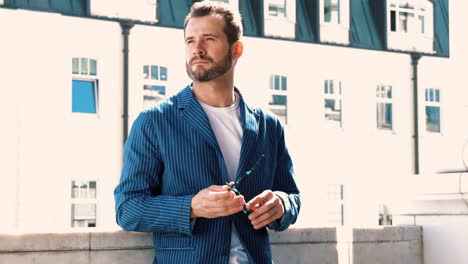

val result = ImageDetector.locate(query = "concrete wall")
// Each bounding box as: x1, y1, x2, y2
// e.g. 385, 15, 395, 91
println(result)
0, 227, 422, 264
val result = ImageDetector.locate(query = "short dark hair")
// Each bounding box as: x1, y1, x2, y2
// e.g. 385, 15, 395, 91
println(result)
184, 1, 243, 45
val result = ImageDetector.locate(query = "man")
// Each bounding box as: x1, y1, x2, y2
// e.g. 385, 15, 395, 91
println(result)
114, 2, 300, 263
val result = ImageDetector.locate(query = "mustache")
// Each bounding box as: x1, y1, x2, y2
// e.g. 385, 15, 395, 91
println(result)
189, 55, 214, 65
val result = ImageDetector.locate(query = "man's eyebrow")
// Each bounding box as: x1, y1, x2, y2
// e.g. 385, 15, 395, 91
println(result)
185, 33, 219, 41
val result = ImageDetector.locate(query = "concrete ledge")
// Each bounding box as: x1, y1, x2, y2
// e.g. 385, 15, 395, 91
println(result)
0, 227, 423, 264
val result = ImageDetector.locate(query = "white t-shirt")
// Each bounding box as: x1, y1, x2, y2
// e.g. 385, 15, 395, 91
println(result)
198, 93, 250, 264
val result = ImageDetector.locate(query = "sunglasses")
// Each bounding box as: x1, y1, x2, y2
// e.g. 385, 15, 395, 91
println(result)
227, 154, 265, 214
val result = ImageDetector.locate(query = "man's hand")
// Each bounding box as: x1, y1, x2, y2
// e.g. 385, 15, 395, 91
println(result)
246, 190, 284, 229
191, 184, 246, 218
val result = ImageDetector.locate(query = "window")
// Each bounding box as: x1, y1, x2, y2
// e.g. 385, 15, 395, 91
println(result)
264, 0, 296, 39
143, 65, 167, 110
319, 0, 350, 44
425, 88, 441, 133
207, 0, 239, 12
376, 84, 393, 130
269, 75, 288, 125
378, 204, 393, 225
387, 0, 434, 53
72, 57, 99, 114
327, 184, 344, 226
90, 0, 158, 22
324, 0, 340, 24
71, 180, 97, 228
324, 80, 342, 127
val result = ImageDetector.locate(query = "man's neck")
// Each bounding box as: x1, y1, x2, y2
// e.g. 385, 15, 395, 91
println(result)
192, 78, 236, 107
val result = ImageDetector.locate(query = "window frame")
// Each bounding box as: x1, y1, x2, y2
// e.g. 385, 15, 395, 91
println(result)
424, 88, 442, 133
72, 57, 99, 116
323, 79, 343, 128
268, 74, 288, 125
263, 0, 296, 39
376, 84, 394, 131
319, 0, 350, 44
70, 180, 98, 229
386, 0, 434, 53
142, 64, 168, 110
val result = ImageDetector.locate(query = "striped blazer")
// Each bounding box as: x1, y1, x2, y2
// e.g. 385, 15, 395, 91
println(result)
114, 85, 301, 264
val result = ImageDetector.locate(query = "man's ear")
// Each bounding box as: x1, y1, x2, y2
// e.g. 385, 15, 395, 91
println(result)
232, 41, 244, 59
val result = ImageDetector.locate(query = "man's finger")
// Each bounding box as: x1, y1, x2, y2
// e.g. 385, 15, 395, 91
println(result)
246, 190, 273, 210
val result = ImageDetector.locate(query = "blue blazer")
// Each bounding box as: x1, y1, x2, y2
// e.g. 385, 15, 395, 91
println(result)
114, 86, 301, 264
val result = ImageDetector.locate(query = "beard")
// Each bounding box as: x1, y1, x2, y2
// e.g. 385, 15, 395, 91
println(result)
186, 50, 232, 82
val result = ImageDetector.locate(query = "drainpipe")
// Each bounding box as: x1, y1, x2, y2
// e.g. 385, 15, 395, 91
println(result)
411, 53, 422, 175
120, 21, 134, 145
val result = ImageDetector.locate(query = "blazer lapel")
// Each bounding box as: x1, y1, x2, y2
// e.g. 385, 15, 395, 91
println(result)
178, 86, 220, 152
236, 89, 260, 181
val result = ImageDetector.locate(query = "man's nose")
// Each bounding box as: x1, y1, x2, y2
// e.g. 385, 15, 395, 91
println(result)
193, 41, 206, 56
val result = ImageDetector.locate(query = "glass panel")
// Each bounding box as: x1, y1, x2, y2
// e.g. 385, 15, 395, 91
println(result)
425, 89, 429, 102
270, 95, 287, 106
390, 11, 396, 32
329, 80, 334, 94
324, 0, 340, 24
151, 66, 159, 80
377, 103, 393, 130
419, 15, 425, 34
153, 85, 166, 95
72, 204, 96, 219
89, 181, 97, 199
386, 86, 392, 99
81, 58, 88, 75
429, 89, 434, 101
435, 89, 440, 102
71, 181, 79, 199
89, 59, 97, 76
324, 80, 329, 94
399, 12, 414, 33
269, 0, 286, 18
274, 75, 280, 90
160, 67, 168, 81
426, 106, 440, 133
72, 80, 97, 114
72, 58, 79, 74
325, 99, 341, 122
281, 76, 287, 91
143, 65, 149, 79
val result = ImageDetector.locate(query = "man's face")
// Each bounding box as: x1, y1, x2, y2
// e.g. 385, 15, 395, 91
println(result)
184, 15, 233, 82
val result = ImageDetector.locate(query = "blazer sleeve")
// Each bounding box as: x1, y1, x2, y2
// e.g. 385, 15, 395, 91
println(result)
267, 120, 301, 232
114, 111, 194, 236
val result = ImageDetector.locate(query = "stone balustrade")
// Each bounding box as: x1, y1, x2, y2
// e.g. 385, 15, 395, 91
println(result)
0, 226, 422, 264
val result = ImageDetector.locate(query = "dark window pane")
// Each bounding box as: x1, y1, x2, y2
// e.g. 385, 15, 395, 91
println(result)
377, 103, 392, 130
435, 90, 440, 102
143, 65, 149, 79
390, 11, 396, 32
72, 80, 97, 114
270, 95, 287, 106
325, 99, 341, 123
426, 106, 440, 132
160, 67, 168, 81
281, 76, 287, 91
274, 75, 280, 90
324, 80, 329, 94
324, 0, 332, 22
151, 66, 159, 80
89, 59, 97, 76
